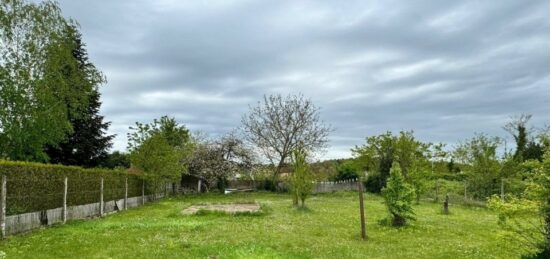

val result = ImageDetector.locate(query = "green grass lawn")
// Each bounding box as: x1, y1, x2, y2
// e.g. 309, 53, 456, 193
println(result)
0, 192, 522, 258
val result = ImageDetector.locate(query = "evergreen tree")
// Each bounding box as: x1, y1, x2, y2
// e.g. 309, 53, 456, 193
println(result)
45, 25, 113, 167
382, 163, 416, 226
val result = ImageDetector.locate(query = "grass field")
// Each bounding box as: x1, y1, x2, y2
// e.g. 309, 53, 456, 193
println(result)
0, 192, 523, 258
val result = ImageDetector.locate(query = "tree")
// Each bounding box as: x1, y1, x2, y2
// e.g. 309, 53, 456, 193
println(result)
382, 163, 416, 226
0, 0, 90, 161
489, 151, 550, 257
290, 145, 314, 207
504, 114, 532, 162
130, 134, 183, 184
45, 25, 112, 167
186, 133, 256, 191
241, 93, 331, 180
100, 151, 131, 169
454, 134, 502, 199
128, 116, 191, 183
353, 131, 430, 193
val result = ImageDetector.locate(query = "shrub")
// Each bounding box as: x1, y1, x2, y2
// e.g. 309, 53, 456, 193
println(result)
382, 163, 416, 226
364, 173, 383, 193
0, 160, 145, 215
289, 146, 314, 207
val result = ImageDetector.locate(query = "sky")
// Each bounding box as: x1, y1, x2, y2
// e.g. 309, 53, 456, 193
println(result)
54, 0, 550, 159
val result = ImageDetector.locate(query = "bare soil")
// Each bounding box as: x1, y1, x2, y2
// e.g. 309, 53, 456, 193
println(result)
182, 203, 260, 215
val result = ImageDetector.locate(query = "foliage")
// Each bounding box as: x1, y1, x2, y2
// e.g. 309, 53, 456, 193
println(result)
0, 160, 142, 215
187, 133, 256, 192
489, 152, 550, 257
454, 133, 502, 199
128, 116, 192, 184
0, 0, 95, 162
130, 133, 183, 184
45, 25, 112, 167
289, 145, 314, 207
331, 160, 359, 181
353, 131, 431, 193
100, 151, 131, 169
382, 163, 416, 226
241, 93, 331, 179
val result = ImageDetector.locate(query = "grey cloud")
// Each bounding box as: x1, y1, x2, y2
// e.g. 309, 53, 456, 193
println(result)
56, 0, 550, 159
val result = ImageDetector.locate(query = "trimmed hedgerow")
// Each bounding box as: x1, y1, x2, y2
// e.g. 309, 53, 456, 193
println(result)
0, 160, 144, 215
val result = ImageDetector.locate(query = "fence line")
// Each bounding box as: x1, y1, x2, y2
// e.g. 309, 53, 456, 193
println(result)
313, 179, 359, 193
0, 175, 175, 237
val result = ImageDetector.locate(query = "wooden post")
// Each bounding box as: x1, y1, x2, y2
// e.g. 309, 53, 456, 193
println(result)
141, 180, 145, 205
164, 181, 168, 197
1, 175, 6, 238
434, 180, 439, 203
501, 178, 505, 201
443, 193, 449, 214
62, 177, 68, 223
464, 182, 467, 201
197, 179, 202, 193
358, 179, 367, 240
100, 177, 104, 217
124, 177, 128, 210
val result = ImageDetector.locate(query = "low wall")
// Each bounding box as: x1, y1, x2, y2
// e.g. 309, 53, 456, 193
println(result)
5, 193, 166, 236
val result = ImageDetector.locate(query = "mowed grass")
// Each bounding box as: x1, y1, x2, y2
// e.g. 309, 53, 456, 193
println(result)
0, 192, 522, 258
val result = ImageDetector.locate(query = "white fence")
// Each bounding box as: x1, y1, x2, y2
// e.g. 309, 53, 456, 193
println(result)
313, 179, 359, 193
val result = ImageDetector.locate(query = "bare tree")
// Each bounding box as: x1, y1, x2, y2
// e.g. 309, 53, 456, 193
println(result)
241, 93, 332, 179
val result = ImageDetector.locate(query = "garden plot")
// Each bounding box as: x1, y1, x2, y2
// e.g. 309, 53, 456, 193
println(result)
182, 203, 261, 215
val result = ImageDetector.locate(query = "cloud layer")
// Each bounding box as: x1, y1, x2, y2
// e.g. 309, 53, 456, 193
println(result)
57, 0, 550, 159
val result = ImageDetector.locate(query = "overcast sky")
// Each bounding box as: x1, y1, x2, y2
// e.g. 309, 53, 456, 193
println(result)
55, 0, 550, 159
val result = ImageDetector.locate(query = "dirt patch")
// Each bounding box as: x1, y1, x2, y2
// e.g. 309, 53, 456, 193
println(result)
182, 204, 261, 215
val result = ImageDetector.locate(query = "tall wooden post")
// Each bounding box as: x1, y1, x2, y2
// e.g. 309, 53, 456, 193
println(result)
443, 193, 449, 214
358, 179, 366, 240
197, 179, 202, 193
100, 177, 104, 217
141, 180, 145, 205
464, 182, 467, 201
62, 177, 68, 223
1, 175, 6, 238
124, 177, 128, 210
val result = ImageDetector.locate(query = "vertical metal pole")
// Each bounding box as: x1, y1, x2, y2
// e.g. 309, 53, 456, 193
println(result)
100, 177, 104, 217
62, 177, 68, 223
124, 177, 128, 210
1, 175, 7, 238
358, 179, 366, 240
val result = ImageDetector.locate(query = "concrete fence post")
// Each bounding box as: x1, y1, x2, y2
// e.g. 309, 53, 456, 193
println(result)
141, 180, 145, 205
124, 177, 128, 210
62, 177, 68, 223
100, 177, 104, 217
1, 175, 6, 238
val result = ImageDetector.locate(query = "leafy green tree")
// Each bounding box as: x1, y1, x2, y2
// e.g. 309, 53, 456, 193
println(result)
353, 131, 430, 193
128, 116, 192, 184
382, 163, 416, 226
100, 151, 131, 169
489, 151, 550, 257
0, 0, 90, 161
130, 134, 183, 184
454, 134, 502, 199
332, 160, 359, 181
45, 26, 112, 167
290, 145, 314, 207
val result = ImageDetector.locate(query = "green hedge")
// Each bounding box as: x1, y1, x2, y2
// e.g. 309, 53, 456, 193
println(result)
0, 160, 145, 215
